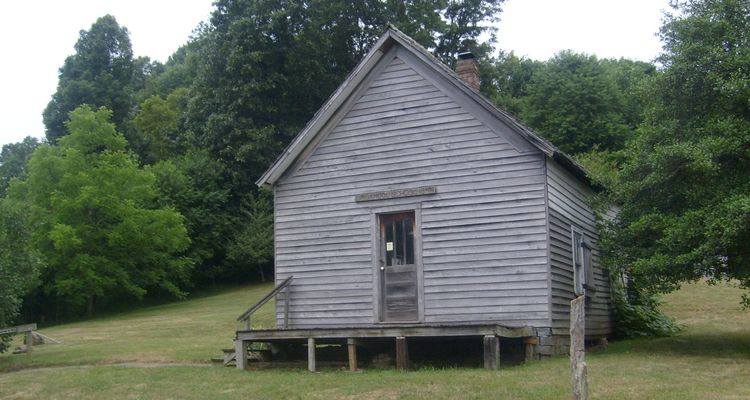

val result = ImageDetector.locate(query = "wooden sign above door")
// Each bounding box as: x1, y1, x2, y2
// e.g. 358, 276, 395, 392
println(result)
355, 186, 437, 202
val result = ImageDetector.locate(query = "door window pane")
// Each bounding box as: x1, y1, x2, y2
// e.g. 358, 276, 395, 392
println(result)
381, 212, 415, 266
405, 218, 414, 265
394, 218, 404, 265
384, 220, 395, 266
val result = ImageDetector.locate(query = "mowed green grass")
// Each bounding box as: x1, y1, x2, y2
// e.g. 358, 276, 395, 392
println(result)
0, 281, 748, 400
0, 284, 276, 370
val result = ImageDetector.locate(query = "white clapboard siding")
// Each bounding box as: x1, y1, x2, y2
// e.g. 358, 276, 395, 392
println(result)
546, 159, 614, 336
274, 55, 550, 328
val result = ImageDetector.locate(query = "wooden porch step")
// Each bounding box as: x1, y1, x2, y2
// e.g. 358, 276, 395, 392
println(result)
221, 349, 236, 366
218, 347, 274, 366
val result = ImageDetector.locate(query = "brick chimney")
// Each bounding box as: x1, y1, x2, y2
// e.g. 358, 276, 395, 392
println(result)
455, 52, 480, 91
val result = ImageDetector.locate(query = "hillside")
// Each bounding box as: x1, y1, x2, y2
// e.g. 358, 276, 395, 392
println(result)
0, 281, 748, 399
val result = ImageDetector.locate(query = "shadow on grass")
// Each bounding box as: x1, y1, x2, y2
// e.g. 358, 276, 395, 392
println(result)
604, 330, 750, 359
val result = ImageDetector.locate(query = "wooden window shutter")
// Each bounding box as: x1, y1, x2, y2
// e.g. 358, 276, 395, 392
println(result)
571, 228, 585, 296
582, 240, 596, 297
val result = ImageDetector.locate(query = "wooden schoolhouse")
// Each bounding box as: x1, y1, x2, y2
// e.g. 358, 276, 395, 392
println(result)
234, 26, 613, 370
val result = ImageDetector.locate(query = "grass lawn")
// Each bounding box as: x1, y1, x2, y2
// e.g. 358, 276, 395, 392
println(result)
0, 281, 748, 399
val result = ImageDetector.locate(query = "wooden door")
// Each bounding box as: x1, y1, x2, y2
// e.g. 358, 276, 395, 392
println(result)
379, 211, 419, 322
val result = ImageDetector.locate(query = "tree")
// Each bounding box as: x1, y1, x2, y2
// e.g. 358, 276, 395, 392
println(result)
519, 51, 651, 154
482, 52, 542, 116
43, 15, 143, 142
382, 0, 504, 64
133, 88, 190, 164
605, 0, 750, 307
0, 200, 43, 352
435, 0, 504, 63
138, 39, 204, 101
601, 58, 656, 133
149, 150, 232, 284
226, 190, 274, 282
0, 136, 40, 197
9, 106, 192, 318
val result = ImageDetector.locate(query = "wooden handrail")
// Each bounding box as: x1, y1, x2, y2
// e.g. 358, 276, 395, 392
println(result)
0, 323, 36, 336
0, 323, 38, 355
237, 276, 293, 330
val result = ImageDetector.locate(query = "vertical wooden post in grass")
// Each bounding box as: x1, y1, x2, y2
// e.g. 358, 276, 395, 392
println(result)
570, 295, 588, 400
308, 338, 316, 372
25, 330, 33, 354
347, 338, 358, 371
395, 336, 409, 370
483, 335, 500, 369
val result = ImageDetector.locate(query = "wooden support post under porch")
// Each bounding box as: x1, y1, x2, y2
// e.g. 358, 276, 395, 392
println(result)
308, 338, 316, 372
235, 339, 247, 370
347, 338, 357, 371
234, 323, 536, 371
483, 335, 500, 369
395, 336, 409, 370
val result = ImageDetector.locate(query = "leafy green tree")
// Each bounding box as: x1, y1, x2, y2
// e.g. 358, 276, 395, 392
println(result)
605, 0, 750, 307
0, 201, 43, 352
139, 40, 204, 101
43, 15, 143, 142
601, 58, 656, 132
133, 88, 190, 163
520, 51, 650, 154
483, 51, 653, 155
436, 0, 504, 63
0, 137, 40, 197
383, 0, 504, 64
482, 52, 542, 115
150, 150, 232, 284
573, 146, 623, 189
9, 106, 192, 317
226, 190, 274, 282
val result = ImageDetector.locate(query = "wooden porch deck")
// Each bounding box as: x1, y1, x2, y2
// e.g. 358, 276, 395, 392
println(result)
234, 323, 539, 371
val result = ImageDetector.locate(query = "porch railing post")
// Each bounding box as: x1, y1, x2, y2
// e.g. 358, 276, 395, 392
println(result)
283, 287, 290, 329
237, 276, 293, 331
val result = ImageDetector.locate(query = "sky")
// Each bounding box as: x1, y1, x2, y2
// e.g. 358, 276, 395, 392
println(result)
0, 0, 672, 148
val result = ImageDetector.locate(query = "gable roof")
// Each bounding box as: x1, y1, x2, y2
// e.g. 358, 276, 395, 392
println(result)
256, 25, 592, 188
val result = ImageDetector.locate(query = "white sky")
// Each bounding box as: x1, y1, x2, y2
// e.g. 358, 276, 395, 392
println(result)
0, 0, 672, 148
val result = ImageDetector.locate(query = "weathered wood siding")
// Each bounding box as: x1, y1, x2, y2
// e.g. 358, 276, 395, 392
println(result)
546, 159, 613, 336
273, 52, 551, 328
